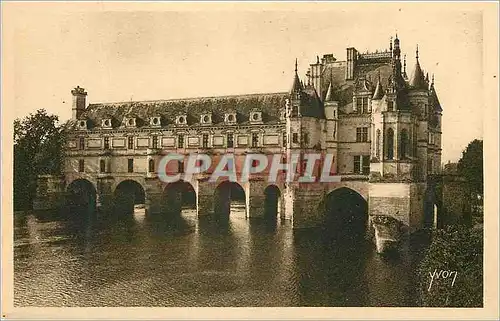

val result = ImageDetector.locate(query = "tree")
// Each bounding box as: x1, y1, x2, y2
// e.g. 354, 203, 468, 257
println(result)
417, 224, 483, 307
457, 139, 483, 196
14, 109, 67, 211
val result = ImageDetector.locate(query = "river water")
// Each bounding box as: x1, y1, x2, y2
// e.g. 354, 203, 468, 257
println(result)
14, 207, 426, 307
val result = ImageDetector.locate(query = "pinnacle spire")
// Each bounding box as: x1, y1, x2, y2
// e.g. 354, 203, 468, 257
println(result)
290, 58, 303, 94
372, 70, 384, 100
409, 45, 427, 90
325, 81, 334, 101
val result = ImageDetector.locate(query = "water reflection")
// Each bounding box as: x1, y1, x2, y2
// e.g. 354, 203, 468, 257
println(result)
14, 205, 423, 307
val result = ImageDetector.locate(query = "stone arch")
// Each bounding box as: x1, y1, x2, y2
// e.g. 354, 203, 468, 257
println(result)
162, 180, 197, 216
320, 187, 368, 241
214, 180, 246, 219
114, 179, 146, 215
66, 178, 97, 212
264, 184, 282, 221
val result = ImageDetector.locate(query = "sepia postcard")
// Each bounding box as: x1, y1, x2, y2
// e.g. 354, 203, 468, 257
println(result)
1, 1, 499, 320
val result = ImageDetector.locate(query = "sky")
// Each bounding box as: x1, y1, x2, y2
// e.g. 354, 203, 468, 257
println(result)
6, 2, 486, 163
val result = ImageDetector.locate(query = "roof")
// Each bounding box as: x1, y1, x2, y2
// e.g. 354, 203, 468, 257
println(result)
73, 92, 288, 130
409, 59, 427, 90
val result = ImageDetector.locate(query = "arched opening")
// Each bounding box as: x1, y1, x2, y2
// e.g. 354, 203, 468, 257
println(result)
148, 158, 155, 173
214, 181, 246, 220
386, 128, 394, 160
162, 180, 197, 217
114, 180, 146, 215
66, 179, 97, 214
264, 185, 281, 221
321, 187, 368, 242
400, 129, 409, 160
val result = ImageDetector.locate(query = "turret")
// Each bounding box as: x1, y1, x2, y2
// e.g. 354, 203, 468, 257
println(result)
409, 45, 427, 90
71, 86, 87, 120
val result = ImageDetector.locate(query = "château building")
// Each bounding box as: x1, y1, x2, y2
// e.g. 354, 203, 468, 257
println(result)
36, 35, 445, 238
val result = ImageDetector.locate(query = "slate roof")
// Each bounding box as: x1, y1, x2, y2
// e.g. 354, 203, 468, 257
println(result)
73, 92, 288, 130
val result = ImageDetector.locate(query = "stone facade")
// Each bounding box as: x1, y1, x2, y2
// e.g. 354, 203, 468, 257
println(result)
35, 35, 446, 234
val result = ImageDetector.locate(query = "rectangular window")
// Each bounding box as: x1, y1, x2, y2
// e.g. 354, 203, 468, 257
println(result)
78, 159, 85, 172
282, 132, 287, 147
128, 136, 134, 149
128, 159, 134, 173
178, 160, 184, 173
303, 133, 309, 145
79, 137, 85, 150
251, 133, 259, 148
292, 133, 299, 144
353, 156, 361, 173
152, 136, 158, 149
356, 127, 368, 142
356, 97, 363, 112
362, 97, 368, 113
362, 155, 370, 175
100, 159, 106, 173
387, 101, 394, 111
227, 133, 234, 148
178, 135, 184, 148
202, 134, 209, 148
104, 137, 110, 149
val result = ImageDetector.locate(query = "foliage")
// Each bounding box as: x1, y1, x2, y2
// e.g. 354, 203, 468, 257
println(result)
417, 224, 483, 307
14, 109, 68, 210
457, 139, 483, 196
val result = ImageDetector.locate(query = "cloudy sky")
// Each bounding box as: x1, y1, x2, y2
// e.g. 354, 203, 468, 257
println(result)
5, 2, 488, 163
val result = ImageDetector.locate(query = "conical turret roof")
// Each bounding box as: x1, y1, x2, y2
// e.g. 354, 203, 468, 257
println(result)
409, 46, 427, 90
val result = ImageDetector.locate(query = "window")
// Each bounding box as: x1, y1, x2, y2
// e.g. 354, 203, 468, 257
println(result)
400, 129, 409, 159
354, 155, 370, 174
79, 137, 85, 150
387, 101, 394, 111
282, 132, 287, 147
362, 97, 368, 113
178, 160, 184, 173
104, 137, 110, 149
362, 155, 370, 174
356, 127, 368, 142
251, 133, 259, 148
386, 128, 394, 160
178, 135, 184, 148
376, 129, 381, 158
148, 159, 155, 173
128, 136, 134, 149
303, 133, 309, 145
78, 159, 85, 172
227, 133, 234, 148
354, 156, 361, 173
128, 159, 134, 173
202, 134, 209, 148
100, 159, 106, 173
152, 136, 158, 149
428, 158, 433, 174
356, 97, 369, 113
292, 133, 299, 144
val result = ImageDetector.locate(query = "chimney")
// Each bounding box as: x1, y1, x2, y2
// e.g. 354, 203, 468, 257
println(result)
346, 47, 358, 80
71, 86, 87, 120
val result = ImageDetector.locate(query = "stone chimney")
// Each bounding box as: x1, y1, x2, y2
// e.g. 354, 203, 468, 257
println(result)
71, 86, 87, 120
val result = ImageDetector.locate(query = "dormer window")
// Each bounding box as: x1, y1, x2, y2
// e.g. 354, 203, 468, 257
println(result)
225, 112, 237, 124
150, 116, 161, 127
200, 113, 212, 125
78, 120, 87, 130
250, 110, 262, 123
125, 117, 136, 127
355, 96, 370, 113
101, 119, 112, 129
176, 115, 187, 125
280, 110, 286, 121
